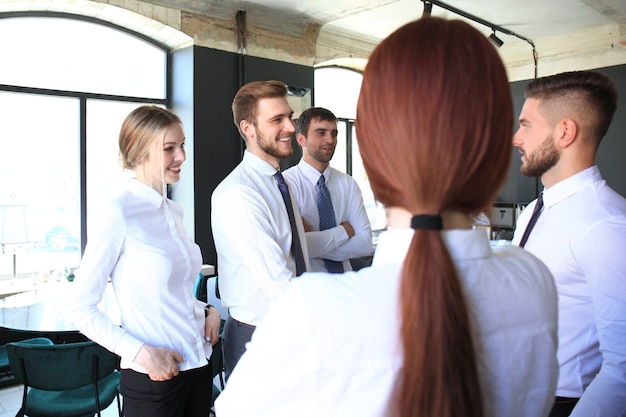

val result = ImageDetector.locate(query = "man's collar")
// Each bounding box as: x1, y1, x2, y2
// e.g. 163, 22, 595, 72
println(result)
298, 159, 330, 184
244, 150, 281, 175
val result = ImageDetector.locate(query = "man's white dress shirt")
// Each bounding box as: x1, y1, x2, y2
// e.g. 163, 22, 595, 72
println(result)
216, 228, 558, 417
211, 151, 309, 326
283, 160, 372, 272
513, 166, 626, 416
70, 178, 210, 373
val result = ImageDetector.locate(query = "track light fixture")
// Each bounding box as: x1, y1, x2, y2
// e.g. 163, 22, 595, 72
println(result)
488, 30, 504, 48
419, 0, 537, 77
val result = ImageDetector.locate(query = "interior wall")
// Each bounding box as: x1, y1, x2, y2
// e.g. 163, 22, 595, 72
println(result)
595, 64, 626, 199
497, 63, 626, 203
191, 46, 240, 270
496, 80, 540, 204
172, 45, 314, 269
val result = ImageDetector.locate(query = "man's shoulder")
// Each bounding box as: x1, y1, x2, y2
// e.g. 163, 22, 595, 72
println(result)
564, 168, 626, 212
549, 181, 626, 248
329, 167, 355, 180
578, 180, 626, 219
595, 181, 626, 210
328, 167, 360, 191
282, 164, 311, 193
212, 165, 242, 198
281, 164, 300, 181
213, 163, 270, 202
328, 166, 346, 177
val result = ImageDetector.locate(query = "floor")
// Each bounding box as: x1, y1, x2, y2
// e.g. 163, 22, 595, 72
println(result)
0, 384, 121, 416
0, 385, 26, 417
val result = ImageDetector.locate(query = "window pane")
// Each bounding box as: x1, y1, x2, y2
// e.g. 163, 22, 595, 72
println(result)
316, 67, 385, 233
0, 17, 166, 98
314, 67, 362, 119
86, 101, 147, 224
0, 92, 80, 280
333, 120, 347, 174
351, 125, 386, 232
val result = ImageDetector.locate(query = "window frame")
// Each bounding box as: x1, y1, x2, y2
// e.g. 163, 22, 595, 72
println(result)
0, 12, 171, 259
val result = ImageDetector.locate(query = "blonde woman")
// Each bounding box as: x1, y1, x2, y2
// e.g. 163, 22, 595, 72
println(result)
70, 106, 220, 416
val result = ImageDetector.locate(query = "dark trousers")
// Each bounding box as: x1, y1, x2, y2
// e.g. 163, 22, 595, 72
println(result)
120, 365, 211, 417
549, 396, 579, 417
222, 315, 256, 382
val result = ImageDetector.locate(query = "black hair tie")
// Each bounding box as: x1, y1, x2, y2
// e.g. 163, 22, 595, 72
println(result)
411, 214, 443, 230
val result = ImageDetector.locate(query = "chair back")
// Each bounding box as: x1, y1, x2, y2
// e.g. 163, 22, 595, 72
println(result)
0, 325, 89, 345
0, 328, 88, 388
7, 339, 119, 391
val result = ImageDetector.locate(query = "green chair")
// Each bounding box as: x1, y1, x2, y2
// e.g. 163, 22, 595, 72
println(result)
194, 273, 208, 303
210, 333, 224, 389
0, 337, 55, 387
194, 274, 225, 414
0, 326, 89, 388
6, 338, 122, 417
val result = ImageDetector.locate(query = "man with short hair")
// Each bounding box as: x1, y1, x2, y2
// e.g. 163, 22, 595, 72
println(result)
512, 70, 626, 417
283, 107, 372, 273
211, 80, 309, 380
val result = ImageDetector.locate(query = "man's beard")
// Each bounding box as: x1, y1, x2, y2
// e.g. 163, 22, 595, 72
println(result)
521, 134, 560, 178
309, 145, 335, 164
256, 129, 293, 159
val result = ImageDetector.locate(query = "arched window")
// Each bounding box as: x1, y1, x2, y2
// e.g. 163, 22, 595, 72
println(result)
314, 66, 386, 233
0, 14, 169, 281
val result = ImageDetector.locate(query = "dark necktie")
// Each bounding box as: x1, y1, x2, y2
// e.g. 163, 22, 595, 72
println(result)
274, 171, 306, 276
518, 192, 544, 248
316, 175, 345, 273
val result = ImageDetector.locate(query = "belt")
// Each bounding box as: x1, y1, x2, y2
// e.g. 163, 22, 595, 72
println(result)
228, 315, 256, 330
554, 396, 579, 404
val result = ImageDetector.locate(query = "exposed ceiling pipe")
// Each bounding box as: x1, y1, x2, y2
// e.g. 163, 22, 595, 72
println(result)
236, 10, 247, 56
236, 10, 247, 156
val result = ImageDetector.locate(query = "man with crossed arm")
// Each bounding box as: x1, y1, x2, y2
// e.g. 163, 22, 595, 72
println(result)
284, 107, 372, 273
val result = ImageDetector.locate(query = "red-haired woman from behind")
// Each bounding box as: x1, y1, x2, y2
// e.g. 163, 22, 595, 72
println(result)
216, 17, 558, 417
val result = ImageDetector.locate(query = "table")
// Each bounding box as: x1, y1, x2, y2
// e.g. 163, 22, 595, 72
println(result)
0, 280, 76, 331
0, 280, 120, 332
1, 265, 215, 332
0, 280, 39, 300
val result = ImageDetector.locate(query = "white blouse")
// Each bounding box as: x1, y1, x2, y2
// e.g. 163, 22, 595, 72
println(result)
216, 228, 558, 417
69, 178, 210, 373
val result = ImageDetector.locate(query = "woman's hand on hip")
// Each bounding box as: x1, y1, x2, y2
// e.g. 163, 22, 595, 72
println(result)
135, 344, 184, 381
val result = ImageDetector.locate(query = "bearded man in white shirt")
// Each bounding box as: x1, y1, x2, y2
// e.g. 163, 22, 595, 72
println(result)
283, 107, 373, 273
512, 70, 626, 417
211, 80, 310, 381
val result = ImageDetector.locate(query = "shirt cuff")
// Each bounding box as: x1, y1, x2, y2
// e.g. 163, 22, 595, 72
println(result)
113, 331, 145, 365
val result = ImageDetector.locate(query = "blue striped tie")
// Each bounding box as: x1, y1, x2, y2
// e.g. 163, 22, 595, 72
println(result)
317, 175, 344, 273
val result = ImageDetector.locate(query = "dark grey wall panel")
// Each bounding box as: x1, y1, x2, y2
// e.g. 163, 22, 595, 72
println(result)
192, 46, 240, 268
496, 79, 540, 204
596, 65, 626, 199
172, 46, 313, 268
